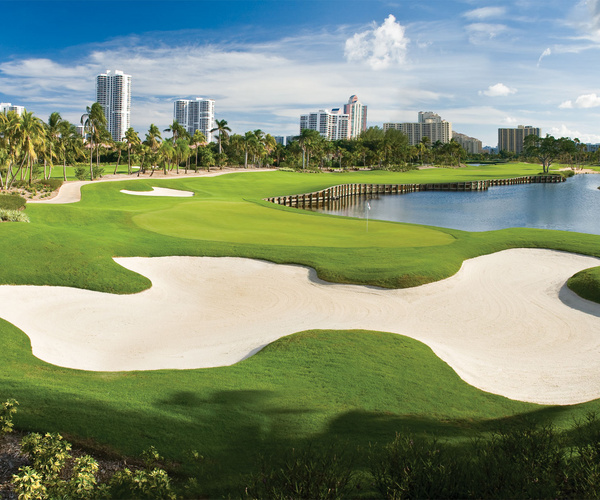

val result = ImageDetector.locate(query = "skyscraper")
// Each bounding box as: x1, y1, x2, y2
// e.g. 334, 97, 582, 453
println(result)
96, 70, 131, 141
498, 125, 541, 154
300, 108, 349, 140
173, 98, 215, 142
343, 95, 367, 139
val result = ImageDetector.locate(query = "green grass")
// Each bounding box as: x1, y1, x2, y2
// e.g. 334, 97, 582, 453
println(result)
2, 163, 600, 495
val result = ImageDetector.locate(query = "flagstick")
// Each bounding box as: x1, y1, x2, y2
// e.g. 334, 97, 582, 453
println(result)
366, 199, 370, 232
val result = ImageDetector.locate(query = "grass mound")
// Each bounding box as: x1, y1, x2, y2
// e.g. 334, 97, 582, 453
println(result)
568, 266, 600, 304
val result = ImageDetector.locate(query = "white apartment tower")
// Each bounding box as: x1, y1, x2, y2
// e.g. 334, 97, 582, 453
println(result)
343, 95, 367, 139
300, 108, 349, 141
96, 70, 131, 141
173, 98, 215, 143
0, 103, 24, 115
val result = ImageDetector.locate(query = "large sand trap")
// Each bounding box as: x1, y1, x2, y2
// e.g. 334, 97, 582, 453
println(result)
0, 249, 599, 405
119, 187, 194, 197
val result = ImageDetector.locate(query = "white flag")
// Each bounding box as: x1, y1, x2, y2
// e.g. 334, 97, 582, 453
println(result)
367, 202, 371, 210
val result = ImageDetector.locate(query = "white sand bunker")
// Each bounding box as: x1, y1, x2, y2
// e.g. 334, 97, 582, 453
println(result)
1, 249, 600, 405
119, 187, 194, 197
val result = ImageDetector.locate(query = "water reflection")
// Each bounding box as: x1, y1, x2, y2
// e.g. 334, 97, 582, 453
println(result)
309, 174, 600, 235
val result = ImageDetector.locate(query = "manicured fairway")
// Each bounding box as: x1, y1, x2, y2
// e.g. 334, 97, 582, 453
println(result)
2, 164, 600, 495
133, 200, 454, 247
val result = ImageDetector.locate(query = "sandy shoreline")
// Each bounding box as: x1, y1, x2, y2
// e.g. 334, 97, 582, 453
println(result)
0, 248, 599, 405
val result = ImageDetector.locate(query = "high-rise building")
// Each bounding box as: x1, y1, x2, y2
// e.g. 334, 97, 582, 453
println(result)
300, 108, 349, 140
173, 98, 215, 143
0, 103, 24, 115
343, 95, 367, 139
452, 132, 482, 154
383, 111, 452, 145
299, 94, 366, 141
498, 125, 541, 154
96, 70, 131, 141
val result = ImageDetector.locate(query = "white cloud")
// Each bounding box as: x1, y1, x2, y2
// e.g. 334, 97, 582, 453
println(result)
559, 93, 600, 109
479, 83, 517, 97
537, 47, 551, 66
549, 123, 600, 143
344, 15, 409, 70
463, 7, 506, 21
465, 23, 509, 44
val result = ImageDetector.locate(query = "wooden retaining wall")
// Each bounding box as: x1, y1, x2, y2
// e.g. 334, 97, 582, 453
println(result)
264, 175, 565, 208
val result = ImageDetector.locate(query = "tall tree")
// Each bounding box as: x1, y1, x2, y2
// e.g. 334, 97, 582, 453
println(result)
523, 134, 562, 173
210, 119, 231, 155
191, 129, 206, 171
124, 127, 140, 175
80, 102, 107, 180
45, 112, 63, 180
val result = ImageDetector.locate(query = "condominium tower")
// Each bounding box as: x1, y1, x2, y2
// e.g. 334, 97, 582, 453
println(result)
0, 103, 24, 115
343, 95, 367, 139
96, 70, 131, 141
173, 98, 215, 143
300, 95, 367, 141
300, 108, 349, 141
383, 111, 452, 145
498, 125, 541, 154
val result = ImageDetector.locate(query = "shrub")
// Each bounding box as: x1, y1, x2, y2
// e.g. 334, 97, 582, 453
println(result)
0, 193, 26, 210
93, 165, 105, 179
370, 434, 463, 499
0, 209, 29, 222
74, 167, 88, 180
38, 178, 63, 190
243, 445, 357, 500
0, 399, 18, 436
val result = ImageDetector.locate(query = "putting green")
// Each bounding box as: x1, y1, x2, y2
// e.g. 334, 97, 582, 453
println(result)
133, 200, 455, 248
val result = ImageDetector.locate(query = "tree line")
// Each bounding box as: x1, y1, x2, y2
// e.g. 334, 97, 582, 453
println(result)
3, 104, 599, 187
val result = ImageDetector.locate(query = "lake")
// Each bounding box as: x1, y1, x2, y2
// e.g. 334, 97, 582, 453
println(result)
311, 173, 600, 235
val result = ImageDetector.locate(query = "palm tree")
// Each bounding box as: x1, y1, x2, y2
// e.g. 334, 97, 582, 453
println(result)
80, 102, 107, 180
243, 131, 259, 169
45, 112, 63, 180
112, 141, 125, 174
58, 121, 83, 181
190, 129, 206, 171
124, 127, 140, 175
158, 140, 175, 175
298, 128, 321, 169
210, 119, 231, 154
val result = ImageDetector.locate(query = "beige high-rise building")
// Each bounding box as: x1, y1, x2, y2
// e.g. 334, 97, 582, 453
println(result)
452, 132, 483, 154
498, 125, 541, 154
383, 111, 452, 145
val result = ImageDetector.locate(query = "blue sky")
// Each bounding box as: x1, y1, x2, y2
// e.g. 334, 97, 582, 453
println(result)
2, 0, 600, 147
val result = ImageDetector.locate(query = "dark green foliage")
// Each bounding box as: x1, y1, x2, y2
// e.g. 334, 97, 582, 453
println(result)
370, 435, 464, 499
38, 178, 63, 190
469, 422, 565, 499
243, 445, 358, 500
0, 193, 26, 210
74, 166, 88, 180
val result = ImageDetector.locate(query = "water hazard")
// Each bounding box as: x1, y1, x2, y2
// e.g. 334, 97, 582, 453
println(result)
310, 174, 600, 235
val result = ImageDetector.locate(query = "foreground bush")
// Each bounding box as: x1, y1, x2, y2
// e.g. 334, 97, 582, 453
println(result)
243, 446, 358, 499
0, 193, 26, 210
0, 209, 30, 222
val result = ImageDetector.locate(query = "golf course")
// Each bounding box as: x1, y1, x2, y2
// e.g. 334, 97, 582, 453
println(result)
3, 163, 600, 496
